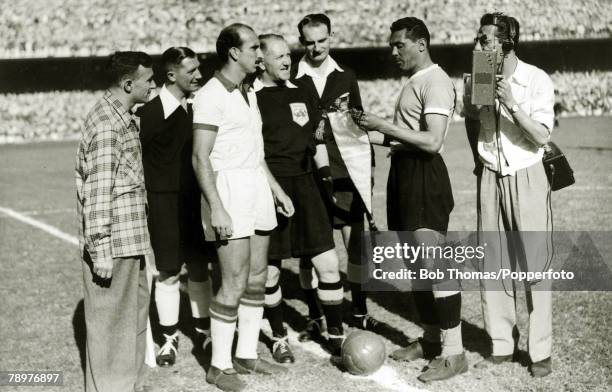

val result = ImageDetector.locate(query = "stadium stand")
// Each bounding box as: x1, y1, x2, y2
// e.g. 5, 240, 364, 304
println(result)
1, 71, 609, 143
1, 0, 610, 58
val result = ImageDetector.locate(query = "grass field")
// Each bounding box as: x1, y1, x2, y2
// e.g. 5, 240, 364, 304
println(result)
0, 116, 611, 392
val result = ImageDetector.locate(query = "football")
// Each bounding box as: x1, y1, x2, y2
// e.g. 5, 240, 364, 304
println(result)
341, 330, 386, 375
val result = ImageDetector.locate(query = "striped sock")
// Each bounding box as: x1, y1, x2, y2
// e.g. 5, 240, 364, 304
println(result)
235, 288, 265, 360
209, 300, 238, 370
264, 283, 285, 337
317, 280, 344, 334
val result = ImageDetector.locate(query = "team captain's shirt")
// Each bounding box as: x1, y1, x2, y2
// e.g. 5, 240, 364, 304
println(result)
192, 71, 264, 171
254, 79, 320, 177
392, 63, 456, 153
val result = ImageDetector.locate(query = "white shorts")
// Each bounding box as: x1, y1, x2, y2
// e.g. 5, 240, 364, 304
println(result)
201, 166, 277, 241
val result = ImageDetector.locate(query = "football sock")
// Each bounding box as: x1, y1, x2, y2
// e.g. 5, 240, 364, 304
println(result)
264, 283, 285, 337
413, 291, 440, 343
435, 292, 463, 356
155, 279, 180, 331
349, 282, 367, 316
235, 289, 265, 360
318, 280, 344, 334
299, 262, 323, 320
209, 300, 238, 370
188, 279, 211, 334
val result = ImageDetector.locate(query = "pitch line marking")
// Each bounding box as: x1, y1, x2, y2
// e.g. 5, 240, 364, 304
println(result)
0, 205, 78, 246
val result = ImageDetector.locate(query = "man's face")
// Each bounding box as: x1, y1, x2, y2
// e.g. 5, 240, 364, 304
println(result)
170, 56, 202, 94
300, 23, 331, 64
389, 29, 421, 72
236, 28, 263, 74
262, 39, 291, 82
474, 25, 505, 61
130, 65, 156, 103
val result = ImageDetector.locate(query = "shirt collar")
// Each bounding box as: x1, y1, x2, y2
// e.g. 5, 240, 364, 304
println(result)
509, 59, 529, 87
253, 78, 298, 92
296, 55, 344, 79
103, 90, 134, 128
159, 85, 183, 119
408, 63, 439, 81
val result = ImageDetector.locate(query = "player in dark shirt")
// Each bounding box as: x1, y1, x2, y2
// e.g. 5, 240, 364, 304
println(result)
137, 47, 213, 367
256, 34, 345, 362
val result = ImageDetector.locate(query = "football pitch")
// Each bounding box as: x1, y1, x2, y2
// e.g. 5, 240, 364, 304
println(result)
0, 116, 611, 391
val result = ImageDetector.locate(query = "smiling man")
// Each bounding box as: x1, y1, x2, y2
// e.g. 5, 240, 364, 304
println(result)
254, 34, 344, 361
137, 47, 214, 368
192, 24, 294, 392
352, 17, 465, 382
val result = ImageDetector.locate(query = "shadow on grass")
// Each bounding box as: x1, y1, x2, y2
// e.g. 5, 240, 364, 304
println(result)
72, 300, 86, 375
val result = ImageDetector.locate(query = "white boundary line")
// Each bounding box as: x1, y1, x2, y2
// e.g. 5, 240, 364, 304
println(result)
0, 205, 78, 245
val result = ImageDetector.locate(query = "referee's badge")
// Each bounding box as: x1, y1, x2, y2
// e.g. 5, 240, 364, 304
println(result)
289, 103, 309, 127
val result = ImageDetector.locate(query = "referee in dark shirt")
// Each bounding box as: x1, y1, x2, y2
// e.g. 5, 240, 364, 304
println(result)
137, 47, 212, 367
255, 34, 346, 361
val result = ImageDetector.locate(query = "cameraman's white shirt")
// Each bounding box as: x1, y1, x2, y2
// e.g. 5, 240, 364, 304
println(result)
475, 59, 555, 176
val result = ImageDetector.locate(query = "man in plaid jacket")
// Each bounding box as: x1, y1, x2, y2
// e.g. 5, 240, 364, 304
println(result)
75, 51, 156, 392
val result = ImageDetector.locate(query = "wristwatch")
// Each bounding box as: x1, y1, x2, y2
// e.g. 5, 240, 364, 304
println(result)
509, 104, 520, 114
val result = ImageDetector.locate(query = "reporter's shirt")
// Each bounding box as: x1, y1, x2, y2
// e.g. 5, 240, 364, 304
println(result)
470, 59, 555, 176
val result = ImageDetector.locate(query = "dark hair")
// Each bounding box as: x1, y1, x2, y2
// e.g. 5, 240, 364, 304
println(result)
108, 51, 152, 85
390, 17, 430, 49
297, 13, 331, 37
480, 12, 520, 50
216, 23, 254, 63
161, 46, 197, 76
258, 33, 285, 53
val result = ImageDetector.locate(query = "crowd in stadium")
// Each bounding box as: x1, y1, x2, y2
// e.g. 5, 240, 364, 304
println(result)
1, 71, 609, 143
1, 0, 610, 58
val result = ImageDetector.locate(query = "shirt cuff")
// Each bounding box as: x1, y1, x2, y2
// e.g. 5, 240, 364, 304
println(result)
424, 107, 451, 116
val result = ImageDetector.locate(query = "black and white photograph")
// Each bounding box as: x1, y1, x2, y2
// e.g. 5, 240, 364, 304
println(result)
0, 1, 610, 391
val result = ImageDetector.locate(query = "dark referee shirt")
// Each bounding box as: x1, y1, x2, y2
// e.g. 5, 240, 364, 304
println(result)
255, 79, 321, 178
136, 85, 199, 192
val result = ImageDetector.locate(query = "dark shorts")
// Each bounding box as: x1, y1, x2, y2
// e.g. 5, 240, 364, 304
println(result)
387, 151, 454, 233
329, 177, 366, 229
268, 173, 335, 260
147, 190, 212, 272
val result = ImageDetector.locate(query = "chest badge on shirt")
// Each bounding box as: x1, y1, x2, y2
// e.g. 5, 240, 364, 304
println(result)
289, 103, 309, 127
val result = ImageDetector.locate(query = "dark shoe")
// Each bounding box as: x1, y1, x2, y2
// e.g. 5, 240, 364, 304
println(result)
530, 357, 552, 378
298, 317, 326, 342
391, 339, 441, 362
473, 354, 513, 369
418, 353, 468, 383
233, 357, 289, 375
206, 366, 245, 392
353, 314, 384, 333
156, 333, 178, 367
194, 330, 212, 353
272, 334, 295, 364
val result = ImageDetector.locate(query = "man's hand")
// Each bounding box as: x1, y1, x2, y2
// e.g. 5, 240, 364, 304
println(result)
211, 207, 233, 239
496, 76, 517, 109
93, 256, 113, 280
274, 189, 295, 218
350, 110, 388, 132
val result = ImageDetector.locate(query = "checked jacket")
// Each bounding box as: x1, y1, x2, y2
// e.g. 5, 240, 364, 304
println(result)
75, 90, 151, 263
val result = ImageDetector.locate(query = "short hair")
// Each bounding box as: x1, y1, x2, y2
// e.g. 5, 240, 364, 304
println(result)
480, 12, 520, 50
216, 23, 254, 63
108, 51, 152, 85
390, 17, 430, 49
258, 33, 286, 53
297, 13, 331, 37
161, 46, 197, 76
